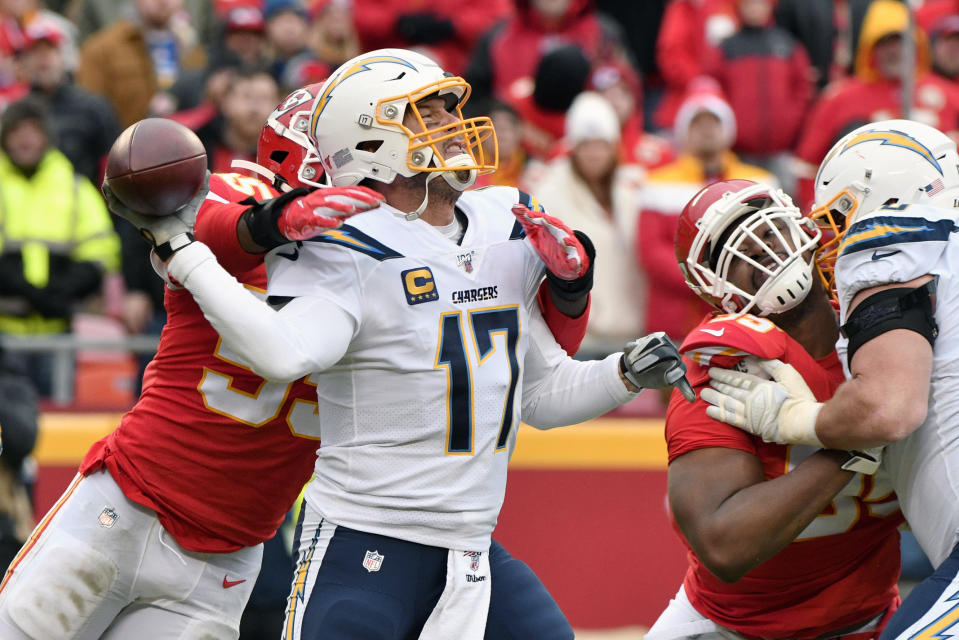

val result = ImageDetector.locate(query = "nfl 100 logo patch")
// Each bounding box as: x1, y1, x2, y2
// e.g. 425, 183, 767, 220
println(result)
363, 550, 384, 573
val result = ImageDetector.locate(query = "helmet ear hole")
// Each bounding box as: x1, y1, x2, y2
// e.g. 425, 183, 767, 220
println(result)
357, 140, 384, 153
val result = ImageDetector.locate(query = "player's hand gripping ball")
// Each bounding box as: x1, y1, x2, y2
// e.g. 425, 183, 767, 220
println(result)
105, 118, 208, 216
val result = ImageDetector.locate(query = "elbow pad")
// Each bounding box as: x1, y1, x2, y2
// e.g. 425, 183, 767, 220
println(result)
841, 277, 938, 367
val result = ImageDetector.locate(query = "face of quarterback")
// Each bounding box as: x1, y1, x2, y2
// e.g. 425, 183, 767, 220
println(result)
403, 94, 466, 160
402, 94, 473, 186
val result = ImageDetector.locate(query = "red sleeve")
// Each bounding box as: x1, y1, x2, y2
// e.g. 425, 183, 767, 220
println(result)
536, 282, 590, 355
665, 382, 758, 462
667, 314, 790, 462
194, 173, 279, 276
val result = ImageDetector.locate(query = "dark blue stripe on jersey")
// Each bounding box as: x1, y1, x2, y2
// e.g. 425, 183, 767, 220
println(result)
305, 224, 404, 261
839, 215, 959, 257
509, 220, 526, 240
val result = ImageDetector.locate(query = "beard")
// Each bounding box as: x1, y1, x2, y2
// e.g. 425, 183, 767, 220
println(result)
401, 171, 462, 208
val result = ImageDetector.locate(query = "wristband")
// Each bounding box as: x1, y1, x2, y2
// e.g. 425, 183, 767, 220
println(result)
241, 187, 310, 249
154, 232, 195, 261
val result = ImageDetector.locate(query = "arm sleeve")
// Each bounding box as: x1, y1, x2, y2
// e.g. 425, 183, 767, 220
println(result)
537, 282, 589, 355
520, 303, 635, 429
194, 197, 264, 275
167, 242, 355, 381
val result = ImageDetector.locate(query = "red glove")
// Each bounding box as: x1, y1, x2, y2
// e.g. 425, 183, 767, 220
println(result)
511, 204, 589, 280
277, 186, 385, 241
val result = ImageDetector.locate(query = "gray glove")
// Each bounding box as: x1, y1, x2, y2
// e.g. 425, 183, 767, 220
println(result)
101, 172, 210, 260
622, 332, 695, 402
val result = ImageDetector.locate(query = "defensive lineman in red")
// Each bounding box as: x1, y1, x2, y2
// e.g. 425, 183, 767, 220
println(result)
647, 180, 902, 639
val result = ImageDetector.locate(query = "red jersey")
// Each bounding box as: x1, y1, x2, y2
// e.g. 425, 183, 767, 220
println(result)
80, 173, 321, 553
666, 313, 902, 638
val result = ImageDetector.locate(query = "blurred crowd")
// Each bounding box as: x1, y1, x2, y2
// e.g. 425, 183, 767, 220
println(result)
1, 0, 959, 409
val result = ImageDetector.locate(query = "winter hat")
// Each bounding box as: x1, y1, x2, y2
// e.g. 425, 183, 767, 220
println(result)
0, 96, 52, 147
565, 91, 620, 145
673, 76, 736, 147
264, 0, 308, 21
225, 5, 266, 33
532, 44, 591, 112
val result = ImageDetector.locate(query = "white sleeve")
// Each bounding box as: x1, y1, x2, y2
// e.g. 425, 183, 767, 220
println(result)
167, 242, 355, 381
520, 304, 636, 429
835, 204, 953, 322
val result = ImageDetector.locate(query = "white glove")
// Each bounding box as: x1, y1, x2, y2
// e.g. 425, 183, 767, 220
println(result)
102, 172, 210, 260
622, 332, 695, 402
701, 357, 824, 446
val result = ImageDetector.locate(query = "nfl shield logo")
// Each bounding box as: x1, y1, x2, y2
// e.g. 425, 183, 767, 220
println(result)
363, 550, 384, 573
98, 507, 118, 528
464, 551, 482, 572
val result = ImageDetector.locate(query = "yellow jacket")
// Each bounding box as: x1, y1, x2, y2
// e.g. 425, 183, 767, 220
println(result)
0, 149, 120, 334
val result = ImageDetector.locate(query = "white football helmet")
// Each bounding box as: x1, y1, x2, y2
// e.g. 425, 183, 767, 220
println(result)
676, 180, 822, 316
811, 119, 959, 297
308, 48, 497, 192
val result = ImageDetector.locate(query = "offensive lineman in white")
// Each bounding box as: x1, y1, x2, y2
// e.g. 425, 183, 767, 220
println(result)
111, 49, 693, 639
700, 120, 959, 637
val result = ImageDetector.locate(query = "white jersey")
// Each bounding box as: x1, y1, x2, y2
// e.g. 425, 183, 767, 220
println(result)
835, 202, 959, 566
262, 186, 632, 550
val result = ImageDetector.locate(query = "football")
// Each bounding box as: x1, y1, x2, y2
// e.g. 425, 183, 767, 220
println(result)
105, 118, 207, 216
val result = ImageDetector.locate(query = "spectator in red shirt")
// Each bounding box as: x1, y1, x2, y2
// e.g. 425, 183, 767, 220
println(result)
708, 0, 815, 196
653, 0, 737, 131
465, 0, 629, 116
793, 0, 959, 211
351, 0, 511, 77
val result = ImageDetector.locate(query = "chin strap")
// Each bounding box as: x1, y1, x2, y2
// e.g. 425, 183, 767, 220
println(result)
404, 172, 442, 221
403, 153, 478, 221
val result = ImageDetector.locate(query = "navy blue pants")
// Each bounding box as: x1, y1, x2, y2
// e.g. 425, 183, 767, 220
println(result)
880, 539, 959, 638
291, 514, 572, 639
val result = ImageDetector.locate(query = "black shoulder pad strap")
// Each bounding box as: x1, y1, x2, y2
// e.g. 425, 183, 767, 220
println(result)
841, 277, 938, 367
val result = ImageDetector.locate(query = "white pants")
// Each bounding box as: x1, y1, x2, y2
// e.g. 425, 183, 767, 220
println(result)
647, 585, 889, 640
0, 470, 262, 639
646, 586, 743, 640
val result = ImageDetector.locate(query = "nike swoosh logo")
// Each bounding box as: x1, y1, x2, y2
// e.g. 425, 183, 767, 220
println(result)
871, 249, 901, 260
222, 576, 247, 589
277, 247, 299, 261
700, 327, 725, 337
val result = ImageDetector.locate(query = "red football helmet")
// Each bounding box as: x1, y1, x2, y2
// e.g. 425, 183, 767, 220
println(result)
233, 83, 326, 191
675, 179, 822, 316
